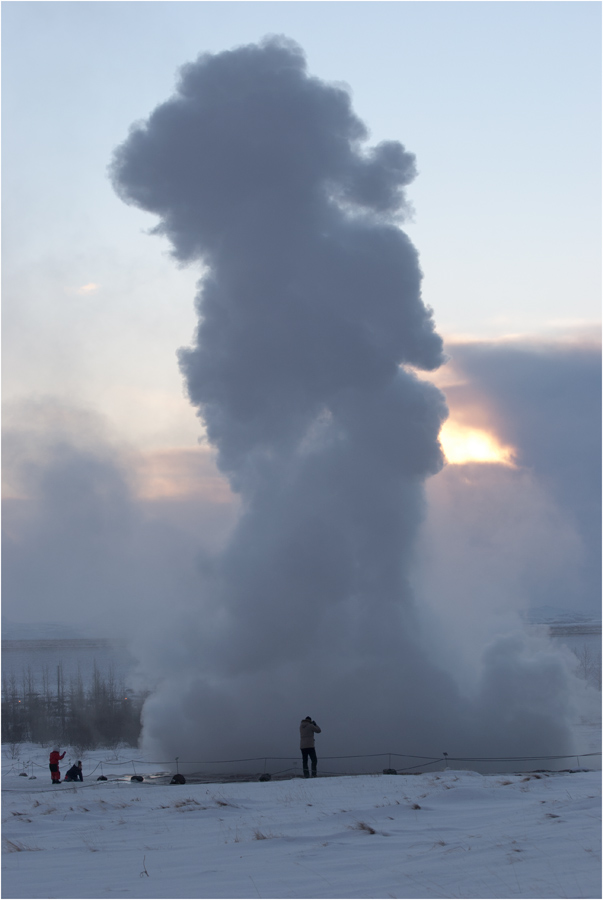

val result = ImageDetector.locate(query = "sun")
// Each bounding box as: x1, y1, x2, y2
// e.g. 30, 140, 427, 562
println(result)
439, 421, 516, 466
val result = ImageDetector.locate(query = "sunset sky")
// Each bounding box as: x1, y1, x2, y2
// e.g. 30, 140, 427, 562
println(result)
3, 2, 600, 638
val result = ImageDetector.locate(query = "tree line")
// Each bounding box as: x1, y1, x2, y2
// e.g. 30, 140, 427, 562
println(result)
1, 664, 148, 751
573, 642, 602, 692
2, 642, 598, 753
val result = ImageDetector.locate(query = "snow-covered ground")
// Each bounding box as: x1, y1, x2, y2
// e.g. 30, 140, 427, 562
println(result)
2, 745, 601, 899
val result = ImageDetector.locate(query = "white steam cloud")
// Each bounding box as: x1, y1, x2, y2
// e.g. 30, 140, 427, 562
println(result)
110, 37, 587, 770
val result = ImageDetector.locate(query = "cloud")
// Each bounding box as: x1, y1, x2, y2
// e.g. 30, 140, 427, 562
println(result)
107, 37, 595, 769
76, 283, 99, 295
135, 447, 235, 502
438, 337, 602, 615
1, 400, 237, 639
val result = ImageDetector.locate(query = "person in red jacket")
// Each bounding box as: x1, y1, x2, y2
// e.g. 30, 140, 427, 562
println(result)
49, 748, 65, 784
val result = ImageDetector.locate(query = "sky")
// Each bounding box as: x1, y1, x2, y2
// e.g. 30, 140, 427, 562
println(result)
3, 1, 600, 449
2, 3, 601, 766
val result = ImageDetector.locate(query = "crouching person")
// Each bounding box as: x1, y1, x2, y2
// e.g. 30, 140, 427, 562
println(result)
300, 716, 321, 778
64, 761, 83, 782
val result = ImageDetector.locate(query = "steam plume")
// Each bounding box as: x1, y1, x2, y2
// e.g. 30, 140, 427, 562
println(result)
111, 37, 582, 769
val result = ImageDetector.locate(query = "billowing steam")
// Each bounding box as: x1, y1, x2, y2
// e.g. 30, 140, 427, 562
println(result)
111, 37, 584, 769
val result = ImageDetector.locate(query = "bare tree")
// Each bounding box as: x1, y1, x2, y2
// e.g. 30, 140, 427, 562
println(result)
573, 642, 602, 691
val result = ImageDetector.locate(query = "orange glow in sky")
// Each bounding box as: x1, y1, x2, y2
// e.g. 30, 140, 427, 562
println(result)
134, 447, 235, 502
439, 421, 516, 467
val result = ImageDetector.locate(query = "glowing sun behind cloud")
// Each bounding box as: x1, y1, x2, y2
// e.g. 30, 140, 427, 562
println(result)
440, 421, 516, 466
77, 282, 99, 295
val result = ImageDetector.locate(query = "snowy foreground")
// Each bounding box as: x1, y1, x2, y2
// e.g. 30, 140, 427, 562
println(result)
2, 746, 601, 900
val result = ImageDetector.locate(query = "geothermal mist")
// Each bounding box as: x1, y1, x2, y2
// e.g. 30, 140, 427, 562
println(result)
111, 37, 581, 768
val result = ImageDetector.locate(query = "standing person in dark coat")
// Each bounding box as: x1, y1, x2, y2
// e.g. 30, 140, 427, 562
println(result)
49, 748, 65, 784
64, 761, 83, 782
300, 716, 321, 778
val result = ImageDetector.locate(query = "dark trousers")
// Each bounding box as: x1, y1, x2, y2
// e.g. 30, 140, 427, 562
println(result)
49, 763, 60, 783
301, 747, 317, 777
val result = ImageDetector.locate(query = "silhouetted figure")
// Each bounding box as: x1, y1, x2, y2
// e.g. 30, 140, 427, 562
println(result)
64, 761, 83, 782
49, 748, 65, 784
300, 716, 321, 778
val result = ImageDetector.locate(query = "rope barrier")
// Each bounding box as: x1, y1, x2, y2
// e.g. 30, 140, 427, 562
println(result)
398, 758, 444, 771
4, 750, 602, 768
3, 748, 600, 783
137, 751, 601, 765
2, 753, 600, 793
427, 752, 602, 762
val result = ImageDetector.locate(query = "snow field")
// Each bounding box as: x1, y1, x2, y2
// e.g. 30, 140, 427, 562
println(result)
2, 749, 601, 899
